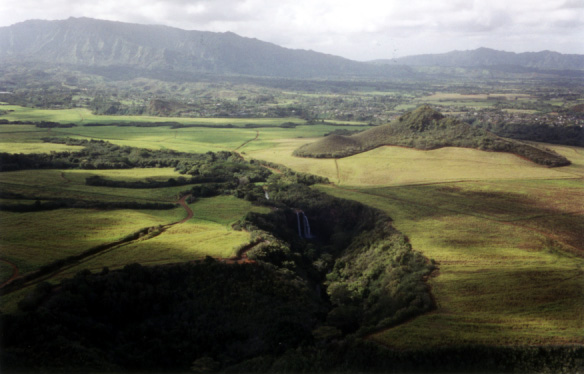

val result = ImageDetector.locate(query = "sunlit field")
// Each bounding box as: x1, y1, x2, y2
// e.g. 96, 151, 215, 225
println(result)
0, 105, 304, 126
1, 102, 583, 352
319, 172, 584, 348
247, 137, 581, 186
50, 196, 270, 281
0, 208, 183, 276
0, 168, 192, 203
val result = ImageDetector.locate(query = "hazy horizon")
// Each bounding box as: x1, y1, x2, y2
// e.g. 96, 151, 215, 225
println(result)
0, 0, 582, 61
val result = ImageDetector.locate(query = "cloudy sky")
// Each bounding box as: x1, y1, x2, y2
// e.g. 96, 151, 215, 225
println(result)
0, 0, 582, 60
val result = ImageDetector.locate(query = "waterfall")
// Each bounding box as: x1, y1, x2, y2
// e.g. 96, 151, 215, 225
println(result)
296, 211, 302, 237
264, 191, 270, 200
295, 211, 313, 239
303, 214, 312, 239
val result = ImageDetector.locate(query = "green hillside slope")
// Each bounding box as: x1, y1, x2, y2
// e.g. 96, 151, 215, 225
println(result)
294, 106, 571, 167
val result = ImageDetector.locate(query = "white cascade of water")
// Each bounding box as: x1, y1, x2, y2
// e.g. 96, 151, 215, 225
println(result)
302, 213, 312, 239
296, 211, 302, 237
265, 191, 270, 200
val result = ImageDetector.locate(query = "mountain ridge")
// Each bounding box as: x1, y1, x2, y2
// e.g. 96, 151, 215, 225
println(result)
0, 17, 409, 79
372, 47, 584, 70
1, 18, 582, 80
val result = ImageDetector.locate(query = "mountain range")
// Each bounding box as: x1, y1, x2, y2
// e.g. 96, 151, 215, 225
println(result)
374, 48, 584, 71
0, 17, 582, 79
0, 17, 403, 79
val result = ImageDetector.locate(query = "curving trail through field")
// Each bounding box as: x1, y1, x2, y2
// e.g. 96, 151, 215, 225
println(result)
60, 172, 72, 184
174, 194, 194, 224
1, 194, 197, 294
0, 192, 266, 297
218, 237, 264, 265
168, 197, 261, 264
0, 258, 20, 288
235, 130, 259, 151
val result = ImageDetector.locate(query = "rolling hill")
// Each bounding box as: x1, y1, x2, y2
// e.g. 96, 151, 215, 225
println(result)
293, 106, 571, 167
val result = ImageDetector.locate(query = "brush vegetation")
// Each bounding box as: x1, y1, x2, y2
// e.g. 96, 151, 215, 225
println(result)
294, 106, 571, 167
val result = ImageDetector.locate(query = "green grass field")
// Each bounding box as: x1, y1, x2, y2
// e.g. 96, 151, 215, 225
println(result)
0, 142, 85, 154
316, 144, 584, 348
0, 120, 369, 156
0, 208, 184, 276
0, 192, 270, 314
1, 104, 583, 351
49, 196, 270, 282
0, 104, 304, 126
0, 167, 267, 287
319, 177, 584, 348
248, 136, 584, 347
247, 137, 580, 186
0, 168, 193, 203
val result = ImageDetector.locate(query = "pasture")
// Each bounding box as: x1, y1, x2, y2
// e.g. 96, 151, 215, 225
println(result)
0, 208, 183, 276
0, 168, 192, 203
49, 196, 270, 282
0, 111, 370, 156
0, 165, 269, 312
0, 104, 304, 126
247, 137, 581, 186
1, 104, 583, 352
318, 152, 584, 348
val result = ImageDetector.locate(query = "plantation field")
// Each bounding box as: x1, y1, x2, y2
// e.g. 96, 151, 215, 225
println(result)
247, 137, 582, 186
0, 124, 85, 153
0, 192, 269, 313
0, 142, 85, 154
0, 120, 370, 156
318, 171, 584, 348
49, 196, 270, 282
0, 104, 304, 127
0, 168, 192, 203
50, 125, 347, 154
1, 103, 583, 353
0, 207, 184, 277
0, 167, 262, 285
186, 195, 271, 226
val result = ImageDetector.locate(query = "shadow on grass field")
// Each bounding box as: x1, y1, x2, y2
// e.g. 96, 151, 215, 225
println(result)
0, 169, 198, 203
0, 194, 270, 313
318, 177, 584, 348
